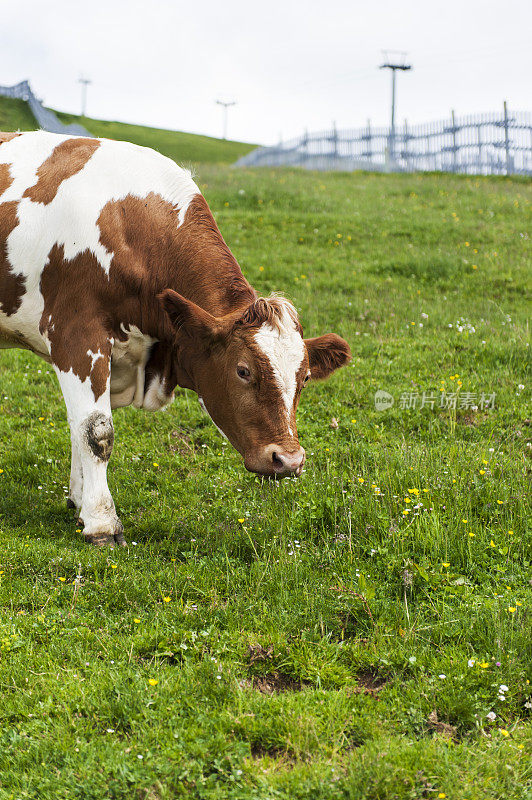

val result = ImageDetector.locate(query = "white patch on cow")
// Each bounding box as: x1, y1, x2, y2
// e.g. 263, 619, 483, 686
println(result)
0, 131, 201, 358
0, 133, 59, 203
88, 349, 104, 370
143, 375, 174, 411
253, 303, 305, 427
198, 396, 229, 441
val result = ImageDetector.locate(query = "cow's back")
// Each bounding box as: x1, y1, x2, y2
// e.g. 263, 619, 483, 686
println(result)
0, 131, 200, 354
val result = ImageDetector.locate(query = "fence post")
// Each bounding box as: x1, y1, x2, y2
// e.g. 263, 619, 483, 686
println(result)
366, 119, 372, 161
503, 101, 512, 175
332, 121, 338, 159
451, 109, 458, 173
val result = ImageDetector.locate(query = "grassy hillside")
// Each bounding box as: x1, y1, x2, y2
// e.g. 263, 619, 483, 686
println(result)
0, 95, 39, 132
0, 95, 256, 164
56, 111, 256, 165
0, 166, 531, 798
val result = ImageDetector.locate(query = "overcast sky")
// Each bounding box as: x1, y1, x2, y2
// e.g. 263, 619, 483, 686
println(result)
1, 0, 530, 145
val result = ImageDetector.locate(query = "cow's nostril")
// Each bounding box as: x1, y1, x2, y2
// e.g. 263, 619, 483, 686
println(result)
272, 451, 284, 467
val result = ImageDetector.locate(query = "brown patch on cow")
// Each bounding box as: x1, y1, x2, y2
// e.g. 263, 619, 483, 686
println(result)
0, 132, 21, 145
427, 710, 457, 740
0, 201, 26, 316
242, 672, 306, 695
23, 138, 100, 205
0, 164, 14, 196
39, 244, 112, 399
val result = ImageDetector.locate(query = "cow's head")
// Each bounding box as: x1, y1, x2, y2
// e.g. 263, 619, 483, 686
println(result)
159, 291, 351, 477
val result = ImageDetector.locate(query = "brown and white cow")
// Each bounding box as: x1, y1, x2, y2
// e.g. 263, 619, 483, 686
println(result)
0, 131, 350, 546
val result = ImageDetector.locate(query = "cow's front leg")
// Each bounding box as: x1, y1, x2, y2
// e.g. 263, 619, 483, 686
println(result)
53, 357, 126, 548
67, 437, 83, 511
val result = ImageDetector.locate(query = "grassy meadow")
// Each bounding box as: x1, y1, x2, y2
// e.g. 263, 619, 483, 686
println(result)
0, 152, 531, 798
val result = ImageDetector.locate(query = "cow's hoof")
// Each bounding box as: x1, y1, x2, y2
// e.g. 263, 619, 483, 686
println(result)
83, 520, 127, 548
83, 531, 116, 547
113, 520, 127, 548
66, 498, 76, 510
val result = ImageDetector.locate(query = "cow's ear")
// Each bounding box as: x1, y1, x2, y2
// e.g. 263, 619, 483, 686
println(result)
158, 289, 224, 342
305, 334, 351, 380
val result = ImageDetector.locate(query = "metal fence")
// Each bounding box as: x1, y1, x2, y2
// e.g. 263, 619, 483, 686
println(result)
236, 106, 532, 176
0, 80, 92, 138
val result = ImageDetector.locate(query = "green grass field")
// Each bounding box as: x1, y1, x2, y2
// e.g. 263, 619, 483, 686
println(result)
0, 96, 39, 133
0, 160, 531, 799
0, 96, 255, 164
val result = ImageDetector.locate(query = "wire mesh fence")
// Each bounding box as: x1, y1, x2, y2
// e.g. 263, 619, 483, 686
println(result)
236, 106, 532, 175
0, 80, 92, 138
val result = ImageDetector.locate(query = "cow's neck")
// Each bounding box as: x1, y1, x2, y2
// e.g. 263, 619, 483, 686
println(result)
140, 194, 257, 396
136, 194, 256, 342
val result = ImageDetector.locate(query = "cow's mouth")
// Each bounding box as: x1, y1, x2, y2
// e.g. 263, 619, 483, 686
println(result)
244, 446, 306, 478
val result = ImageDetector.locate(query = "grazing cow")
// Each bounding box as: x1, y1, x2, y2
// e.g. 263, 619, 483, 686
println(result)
0, 131, 350, 546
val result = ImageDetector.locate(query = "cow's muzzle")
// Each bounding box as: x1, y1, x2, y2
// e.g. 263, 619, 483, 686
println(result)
245, 445, 306, 478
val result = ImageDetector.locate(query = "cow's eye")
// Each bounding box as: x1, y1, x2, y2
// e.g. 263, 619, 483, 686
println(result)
237, 364, 251, 381
303, 372, 311, 385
